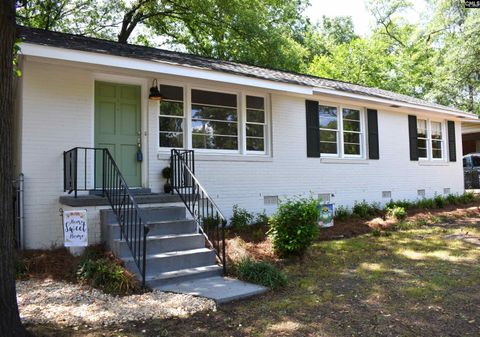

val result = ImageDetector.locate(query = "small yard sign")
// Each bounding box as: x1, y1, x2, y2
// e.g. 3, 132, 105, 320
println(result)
63, 210, 88, 247
318, 203, 334, 228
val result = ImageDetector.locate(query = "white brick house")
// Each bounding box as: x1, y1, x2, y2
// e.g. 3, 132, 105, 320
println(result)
14, 26, 477, 250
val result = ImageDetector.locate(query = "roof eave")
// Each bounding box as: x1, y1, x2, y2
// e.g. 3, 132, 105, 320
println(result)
313, 87, 477, 120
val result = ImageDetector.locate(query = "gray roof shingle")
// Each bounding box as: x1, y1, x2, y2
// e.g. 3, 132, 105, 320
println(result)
18, 25, 470, 115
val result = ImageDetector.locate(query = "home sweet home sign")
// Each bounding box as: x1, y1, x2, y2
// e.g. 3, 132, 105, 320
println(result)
63, 210, 88, 247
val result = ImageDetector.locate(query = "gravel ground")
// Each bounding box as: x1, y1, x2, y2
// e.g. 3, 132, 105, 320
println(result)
17, 279, 216, 327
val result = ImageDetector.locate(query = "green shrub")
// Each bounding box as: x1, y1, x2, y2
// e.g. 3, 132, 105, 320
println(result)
386, 199, 414, 210
446, 194, 458, 205
334, 205, 351, 221
386, 206, 407, 220
77, 257, 138, 295
230, 204, 253, 229
235, 258, 286, 289
416, 197, 435, 209
459, 191, 476, 204
434, 195, 446, 208
254, 210, 269, 226
268, 196, 319, 256
352, 200, 381, 219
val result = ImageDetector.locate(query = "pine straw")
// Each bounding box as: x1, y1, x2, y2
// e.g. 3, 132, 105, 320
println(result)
17, 248, 81, 282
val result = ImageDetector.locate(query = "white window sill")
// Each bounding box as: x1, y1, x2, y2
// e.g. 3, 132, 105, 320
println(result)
320, 157, 369, 165
157, 151, 273, 162
418, 160, 449, 166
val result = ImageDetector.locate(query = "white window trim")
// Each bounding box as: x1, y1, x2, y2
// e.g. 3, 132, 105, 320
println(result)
157, 81, 270, 156
319, 104, 366, 159
417, 118, 446, 162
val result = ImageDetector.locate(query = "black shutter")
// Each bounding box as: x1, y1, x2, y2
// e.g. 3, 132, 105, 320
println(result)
305, 100, 320, 157
408, 115, 418, 161
367, 109, 379, 160
447, 120, 456, 162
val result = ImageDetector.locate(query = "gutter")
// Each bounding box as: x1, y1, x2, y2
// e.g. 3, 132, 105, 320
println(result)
313, 87, 477, 120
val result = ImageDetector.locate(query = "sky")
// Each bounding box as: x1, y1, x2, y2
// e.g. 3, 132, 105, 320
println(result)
305, 0, 428, 36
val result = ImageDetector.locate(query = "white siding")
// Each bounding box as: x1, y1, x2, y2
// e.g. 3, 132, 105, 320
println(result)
19, 59, 464, 248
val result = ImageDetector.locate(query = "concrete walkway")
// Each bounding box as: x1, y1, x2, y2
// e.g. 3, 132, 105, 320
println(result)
156, 276, 268, 304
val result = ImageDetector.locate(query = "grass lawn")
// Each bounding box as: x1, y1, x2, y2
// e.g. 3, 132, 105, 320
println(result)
28, 207, 480, 337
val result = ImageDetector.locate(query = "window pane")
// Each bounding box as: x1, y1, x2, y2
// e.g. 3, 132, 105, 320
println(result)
192, 105, 237, 121
160, 132, 183, 148
246, 124, 264, 137
159, 85, 183, 101
320, 116, 338, 129
343, 120, 360, 132
417, 119, 427, 137
432, 149, 442, 158
431, 122, 442, 140
247, 109, 265, 123
191, 89, 237, 107
246, 96, 264, 110
344, 143, 360, 155
192, 134, 238, 150
418, 148, 428, 158
320, 130, 337, 142
159, 117, 183, 132
160, 101, 183, 116
343, 132, 360, 144
432, 140, 442, 158
343, 108, 360, 121
319, 106, 338, 129
418, 138, 427, 148
247, 137, 264, 151
192, 120, 238, 136
320, 142, 337, 154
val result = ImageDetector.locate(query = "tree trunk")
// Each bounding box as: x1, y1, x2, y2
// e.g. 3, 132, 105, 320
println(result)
0, 0, 29, 336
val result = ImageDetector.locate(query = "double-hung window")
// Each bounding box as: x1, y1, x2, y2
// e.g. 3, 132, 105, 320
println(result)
319, 105, 364, 157
417, 119, 444, 160
417, 119, 428, 159
431, 121, 443, 159
191, 89, 239, 151
319, 105, 339, 154
246, 95, 266, 152
159, 85, 184, 148
342, 108, 362, 156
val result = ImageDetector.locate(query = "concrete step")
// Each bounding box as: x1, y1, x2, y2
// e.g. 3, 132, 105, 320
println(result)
102, 219, 197, 246
60, 193, 182, 207
155, 276, 268, 304
112, 233, 205, 258
89, 188, 152, 196
145, 265, 222, 287
101, 206, 186, 225
124, 248, 216, 275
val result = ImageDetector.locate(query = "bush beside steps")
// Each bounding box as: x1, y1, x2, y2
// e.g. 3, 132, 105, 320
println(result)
235, 258, 286, 289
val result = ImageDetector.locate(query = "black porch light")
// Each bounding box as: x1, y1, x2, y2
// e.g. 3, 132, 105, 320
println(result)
149, 79, 163, 101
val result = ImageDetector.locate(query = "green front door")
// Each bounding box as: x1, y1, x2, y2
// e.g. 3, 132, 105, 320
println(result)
95, 81, 142, 187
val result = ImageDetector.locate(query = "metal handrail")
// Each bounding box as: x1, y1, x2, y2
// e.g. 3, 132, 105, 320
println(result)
171, 149, 227, 274
63, 147, 149, 287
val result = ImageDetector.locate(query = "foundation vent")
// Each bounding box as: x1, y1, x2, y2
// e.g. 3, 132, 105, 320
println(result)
382, 191, 392, 199
264, 195, 279, 205
417, 189, 426, 198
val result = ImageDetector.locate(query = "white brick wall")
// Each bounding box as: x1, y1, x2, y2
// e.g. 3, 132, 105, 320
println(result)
19, 59, 465, 248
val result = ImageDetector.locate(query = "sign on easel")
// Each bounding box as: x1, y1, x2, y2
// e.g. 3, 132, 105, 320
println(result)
63, 210, 88, 247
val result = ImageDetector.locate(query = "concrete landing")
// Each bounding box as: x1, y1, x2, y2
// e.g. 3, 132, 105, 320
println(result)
156, 276, 268, 304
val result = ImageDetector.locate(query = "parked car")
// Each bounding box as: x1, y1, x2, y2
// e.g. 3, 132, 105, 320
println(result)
463, 153, 480, 189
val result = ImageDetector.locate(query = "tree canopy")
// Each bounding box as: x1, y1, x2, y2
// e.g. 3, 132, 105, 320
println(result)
15, 0, 480, 114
